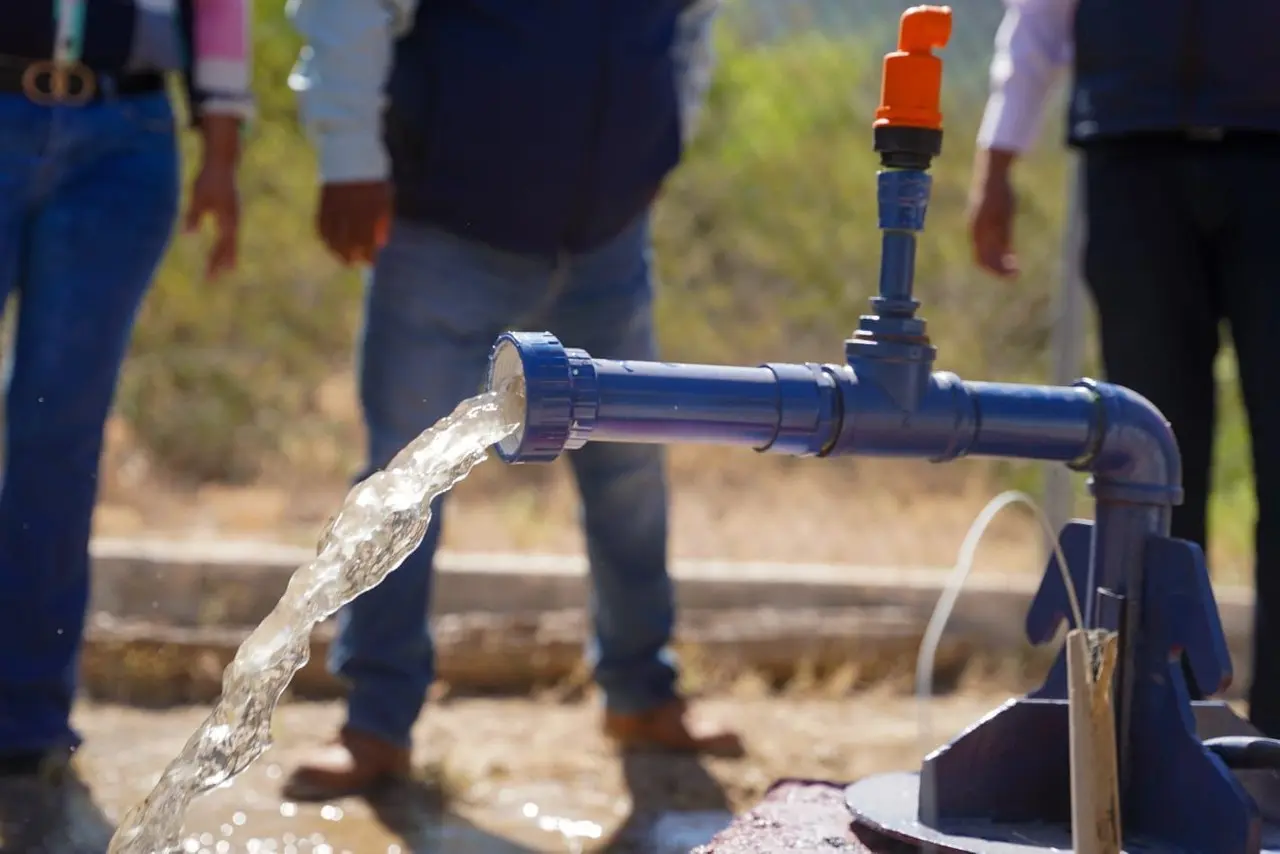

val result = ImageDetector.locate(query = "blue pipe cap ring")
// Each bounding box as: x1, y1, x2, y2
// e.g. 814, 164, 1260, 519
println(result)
485, 331, 595, 463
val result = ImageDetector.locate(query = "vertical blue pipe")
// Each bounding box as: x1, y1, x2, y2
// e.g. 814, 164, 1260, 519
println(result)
874, 170, 930, 312
846, 170, 937, 411
877, 231, 917, 305
1088, 500, 1168, 798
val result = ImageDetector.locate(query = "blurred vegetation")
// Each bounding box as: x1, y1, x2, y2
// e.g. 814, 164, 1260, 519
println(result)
653, 28, 1068, 372
121, 5, 349, 483
115, 0, 1255, 568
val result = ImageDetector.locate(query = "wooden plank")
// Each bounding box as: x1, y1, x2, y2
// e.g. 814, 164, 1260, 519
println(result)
1067, 628, 1122, 854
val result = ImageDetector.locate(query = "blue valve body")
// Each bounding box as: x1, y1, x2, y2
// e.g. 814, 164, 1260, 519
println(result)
480, 71, 1258, 847
484, 329, 1255, 854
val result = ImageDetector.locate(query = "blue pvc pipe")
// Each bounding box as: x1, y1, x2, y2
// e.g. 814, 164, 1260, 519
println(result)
485, 334, 1192, 840
874, 170, 930, 308
486, 330, 1181, 503
878, 230, 918, 304
486, 332, 841, 460
487, 331, 1109, 468
588, 360, 788, 447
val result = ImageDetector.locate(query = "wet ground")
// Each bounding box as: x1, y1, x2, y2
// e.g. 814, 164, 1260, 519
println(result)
1, 694, 1000, 853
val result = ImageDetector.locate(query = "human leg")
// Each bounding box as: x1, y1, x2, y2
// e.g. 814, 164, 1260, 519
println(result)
1211, 142, 1280, 736
285, 220, 548, 798
1081, 143, 1222, 702
553, 214, 675, 713
0, 94, 179, 755
550, 212, 740, 755
0, 96, 40, 763
1081, 144, 1220, 551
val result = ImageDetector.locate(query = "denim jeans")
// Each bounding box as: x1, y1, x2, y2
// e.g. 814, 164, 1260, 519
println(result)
331, 213, 675, 746
0, 92, 180, 754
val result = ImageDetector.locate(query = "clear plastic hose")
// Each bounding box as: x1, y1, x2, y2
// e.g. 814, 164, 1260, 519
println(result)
915, 490, 1083, 748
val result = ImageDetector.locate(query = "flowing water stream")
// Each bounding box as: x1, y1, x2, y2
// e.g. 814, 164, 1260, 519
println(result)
106, 387, 524, 854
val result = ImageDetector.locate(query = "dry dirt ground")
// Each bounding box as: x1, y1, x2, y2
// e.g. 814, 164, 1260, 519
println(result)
72, 691, 1006, 853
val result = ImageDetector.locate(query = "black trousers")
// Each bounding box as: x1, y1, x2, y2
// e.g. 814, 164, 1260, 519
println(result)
1082, 135, 1280, 736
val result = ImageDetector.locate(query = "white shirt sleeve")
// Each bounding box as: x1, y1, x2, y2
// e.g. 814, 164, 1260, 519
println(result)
976, 0, 1077, 153
672, 0, 720, 145
286, 0, 421, 183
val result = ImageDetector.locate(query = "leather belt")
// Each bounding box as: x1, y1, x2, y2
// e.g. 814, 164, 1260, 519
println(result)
0, 58, 164, 106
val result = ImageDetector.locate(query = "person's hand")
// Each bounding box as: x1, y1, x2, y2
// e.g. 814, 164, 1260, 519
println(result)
185, 163, 239, 279
318, 181, 392, 266
968, 149, 1019, 278
184, 114, 241, 280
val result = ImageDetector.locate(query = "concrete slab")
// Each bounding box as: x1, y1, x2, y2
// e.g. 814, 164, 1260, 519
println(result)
86, 537, 1256, 687
80, 605, 962, 704
90, 537, 1017, 624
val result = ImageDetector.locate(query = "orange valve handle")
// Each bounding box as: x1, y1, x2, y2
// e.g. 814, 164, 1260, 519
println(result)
874, 5, 952, 132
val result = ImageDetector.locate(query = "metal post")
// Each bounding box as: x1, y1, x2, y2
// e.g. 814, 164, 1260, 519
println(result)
1044, 155, 1087, 544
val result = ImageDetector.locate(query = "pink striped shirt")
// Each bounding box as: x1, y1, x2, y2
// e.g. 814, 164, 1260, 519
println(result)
190, 0, 252, 119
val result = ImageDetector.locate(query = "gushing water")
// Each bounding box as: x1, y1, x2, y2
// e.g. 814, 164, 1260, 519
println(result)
106, 388, 523, 854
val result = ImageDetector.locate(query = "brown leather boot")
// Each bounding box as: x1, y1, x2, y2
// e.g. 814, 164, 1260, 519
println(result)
603, 699, 745, 758
281, 727, 411, 802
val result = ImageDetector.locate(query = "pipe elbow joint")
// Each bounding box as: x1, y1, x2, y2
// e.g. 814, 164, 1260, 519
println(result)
1074, 379, 1183, 507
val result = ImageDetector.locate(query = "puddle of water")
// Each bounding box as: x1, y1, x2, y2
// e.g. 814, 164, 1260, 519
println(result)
625, 812, 734, 852
107, 390, 523, 853
478, 783, 731, 852
168, 800, 536, 854
2, 745, 732, 854
161, 798, 728, 854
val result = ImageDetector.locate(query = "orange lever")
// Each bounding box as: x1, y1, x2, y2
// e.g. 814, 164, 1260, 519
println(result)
874, 5, 952, 132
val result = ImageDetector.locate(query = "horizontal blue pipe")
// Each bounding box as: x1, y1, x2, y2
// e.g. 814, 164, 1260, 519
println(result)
486, 332, 1180, 500
589, 361, 790, 447
878, 230, 917, 304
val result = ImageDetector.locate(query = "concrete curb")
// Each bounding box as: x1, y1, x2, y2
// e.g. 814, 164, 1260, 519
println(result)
82, 605, 971, 705
84, 537, 1257, 700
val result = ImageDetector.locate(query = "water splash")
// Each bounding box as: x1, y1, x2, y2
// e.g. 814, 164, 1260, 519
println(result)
107, 389, 522, 854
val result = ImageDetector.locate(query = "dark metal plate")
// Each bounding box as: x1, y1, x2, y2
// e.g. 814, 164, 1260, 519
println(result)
846, 773, 1075, 854
846, 772, 1280, 853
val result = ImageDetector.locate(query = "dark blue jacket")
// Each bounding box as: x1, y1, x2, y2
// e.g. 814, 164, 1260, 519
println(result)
384, 0, 698, 257
1070, 0, 1280, 143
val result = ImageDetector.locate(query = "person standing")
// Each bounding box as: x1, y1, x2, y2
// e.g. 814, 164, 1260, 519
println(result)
0, 0, 251, 778
283, 0, 743, 800
968, 0, 1280, 735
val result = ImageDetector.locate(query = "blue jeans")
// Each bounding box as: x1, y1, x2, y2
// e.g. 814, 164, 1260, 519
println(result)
0, 93, 180, 754
332, 214, 676, 746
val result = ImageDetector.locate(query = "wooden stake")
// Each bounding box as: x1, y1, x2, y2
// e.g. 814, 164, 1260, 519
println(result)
1067, 628, 1122, 854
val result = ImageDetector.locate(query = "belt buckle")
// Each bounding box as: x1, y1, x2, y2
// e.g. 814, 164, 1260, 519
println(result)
21, 60, 96, 107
